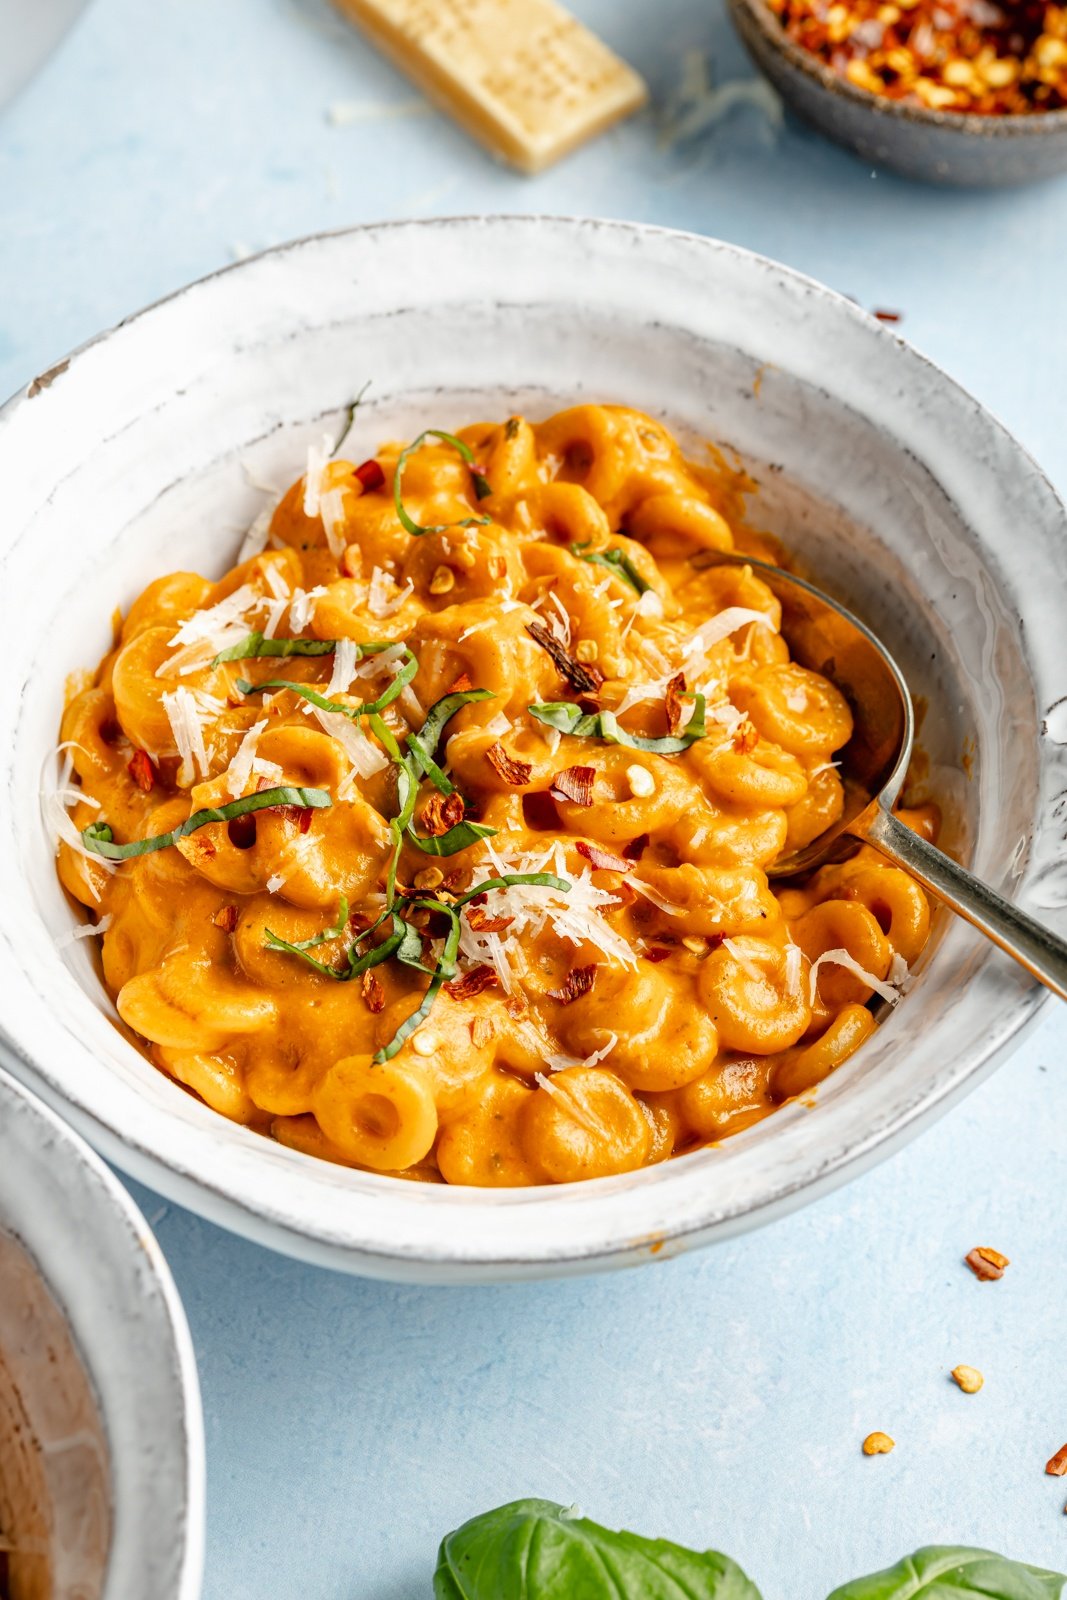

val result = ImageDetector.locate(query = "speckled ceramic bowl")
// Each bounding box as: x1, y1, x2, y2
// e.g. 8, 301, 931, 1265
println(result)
0, 1063, 203, 1598
728, 0, 1067, 185
0, 216, 1064, 1282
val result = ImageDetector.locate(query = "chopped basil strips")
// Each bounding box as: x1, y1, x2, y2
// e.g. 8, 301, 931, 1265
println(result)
528, 696, 707, 754
373, 904, 461, 1062
405, 687, 495, 788
407, 819, 496, 856
265, 895, 349, 953
236, 645, 417, 717
211, 633, 338, 666
569, 542, 652, 595
393, 430, 493, 537
80, 786, 333, 861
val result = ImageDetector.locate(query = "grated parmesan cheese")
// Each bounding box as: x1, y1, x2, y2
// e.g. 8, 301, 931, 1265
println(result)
163, 583, 268, 676
162, 688, 211, 784
325, 638, 359, 699
482, 712, 513, 739
368, 566, 415, 619
309, 705, 389, 779
808, 948, 902, 1007
784, 942, 804, 998
533, 1071, 603, 1136
302, 433, 334, 519
629, 878, 685, 917
221, 719, 267, 799
458, 840, 635, 992
40, 748, 115, 895
319, 485, 349, 560
546, 590, 572, 645
55, 913, 113, 949
722, 937, 771, 984
288, 586, 328, 633
261, 564, 292, 602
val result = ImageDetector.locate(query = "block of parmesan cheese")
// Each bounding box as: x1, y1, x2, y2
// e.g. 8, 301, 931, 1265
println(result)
331, 0, 648, 174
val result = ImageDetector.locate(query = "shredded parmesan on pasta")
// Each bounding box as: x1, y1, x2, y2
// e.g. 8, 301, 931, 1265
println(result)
533, 1071, 603, 1135
163, 584, 267, 675
808, 948, 902, 1007
784, 942, 804, 998
309, 705, 389, 780
302, 433, 333, 518
368, 566, 415, 618
162, 688, 210, 784
288, 586, 327, 633
55, 913, 113, 948
325, 638, 359, 698
722, 938, 771, 983
319, 486, 348, 560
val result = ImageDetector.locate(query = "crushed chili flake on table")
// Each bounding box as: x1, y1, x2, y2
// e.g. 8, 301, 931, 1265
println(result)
767, 0, 1067, 113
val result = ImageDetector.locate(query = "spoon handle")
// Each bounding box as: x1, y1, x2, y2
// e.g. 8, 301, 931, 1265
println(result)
857, 806, 1067, 1003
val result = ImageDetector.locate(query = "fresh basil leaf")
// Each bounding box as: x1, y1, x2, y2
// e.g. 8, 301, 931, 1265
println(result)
393, 429, 492, 537
453, 872, 570, 908
528, 695, 707, 754
826, 1547, 1067, 1600
265, 896, 348, 953
407, 819, 496, 856
434, 1499, 761, 1600
570, 541, 651, 595
405, 687, 496, 783
372, 901, 461, 1063
236, 646, 417, 719
81, 786, 332, 861
211, 633, 340, 666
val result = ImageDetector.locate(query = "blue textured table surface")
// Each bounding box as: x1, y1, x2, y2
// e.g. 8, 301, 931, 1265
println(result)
3, 3, 1065, 1596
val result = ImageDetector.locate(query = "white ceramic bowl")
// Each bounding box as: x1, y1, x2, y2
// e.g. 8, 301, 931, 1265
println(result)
0, 1062, 203, 1598
0, 217, 1064, 1283
0, 1, 91, 113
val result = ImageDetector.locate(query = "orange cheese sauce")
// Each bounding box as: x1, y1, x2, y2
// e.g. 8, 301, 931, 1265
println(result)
54, 406, 935, 1186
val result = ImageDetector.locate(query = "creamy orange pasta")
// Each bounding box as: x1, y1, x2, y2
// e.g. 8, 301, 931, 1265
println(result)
53, 405, 935, 1185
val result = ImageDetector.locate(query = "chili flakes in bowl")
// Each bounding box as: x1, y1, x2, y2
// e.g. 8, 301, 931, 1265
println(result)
766, 0, 1067, 113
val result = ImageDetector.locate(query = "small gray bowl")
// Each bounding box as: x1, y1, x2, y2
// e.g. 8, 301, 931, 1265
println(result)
728, 0, 1067, 185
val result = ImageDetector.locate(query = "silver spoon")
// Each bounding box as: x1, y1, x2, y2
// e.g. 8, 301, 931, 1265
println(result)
694, 550, 1067, 1001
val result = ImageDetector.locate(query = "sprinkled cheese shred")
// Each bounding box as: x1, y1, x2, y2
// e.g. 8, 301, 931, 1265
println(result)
368, 566, 415, 619
266, 873, 285, 894
303, 433, 333, 519
40, 749, 115, 893
722, 937, 770, 983
288, 586, 328, 633
482, 712, 513, 739
546, 591, 572, 645
534, 1071, 603, 1135
808, 947, 902, 1007
309, 705, 389, 778
784, 942, 804, 998
163, 583, 268, 676
261, 564, 292, 602
56, 913, 113, 948
162, 687, 210, 784
319, 485, 349, 560
629, 878, 686, 917
325, 638, 358, 698
459, 619, 494, 641
888, 951, 911, 990
694, 605, 777, 651
222, 719, 267, 798
262, 596, 289, 640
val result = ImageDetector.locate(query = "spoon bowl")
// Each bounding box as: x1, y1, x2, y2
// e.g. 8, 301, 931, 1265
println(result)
697, 550, 1067, 1000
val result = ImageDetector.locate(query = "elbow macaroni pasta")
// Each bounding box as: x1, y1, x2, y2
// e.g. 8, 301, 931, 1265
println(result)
54, 405, 936, 1186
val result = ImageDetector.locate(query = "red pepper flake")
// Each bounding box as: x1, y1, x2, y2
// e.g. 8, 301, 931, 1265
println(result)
486, 742, 533, 787
965, 1246, 1010, 1281
1046, 1445, 1067, 1477
298, 806, 314, 834
525, 619, 605, 694
448, 670, 473, 694
127, 748, 156, 793
733, 719, 759, 754
644, 945, 673, 963
547, 964, 597, 1005
623, 833, 649, 861
446, 964, 500, 1000
576, 839, 630, 873
873, 309, 902, 323
228, 814, 257, 850
354, 458, 385, 492
550, 764, 595, 807
212, 904, 239, 933
361, 970, 386, 1013
664, 672, 686, 737
420, 790, 465, 837
465, 904, 515, 933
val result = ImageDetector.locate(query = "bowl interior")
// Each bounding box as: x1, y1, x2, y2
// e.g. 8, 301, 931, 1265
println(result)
0, 219, 1063, 1278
